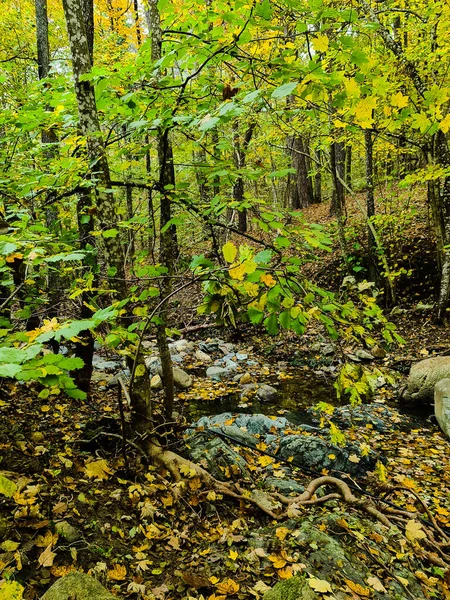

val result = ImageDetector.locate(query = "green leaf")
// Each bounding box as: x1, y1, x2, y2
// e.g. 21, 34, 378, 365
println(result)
271, 82, 298, 99
199, 116, 220, 131
58, 357, 84, 370
279, 310, 291, 330
264, 313, 279, 335
0, 473, 17, 497
248, 307, 264, 324
66, 387, 87, 400
103, 228, 119, 238
222, 242, 237, 263
0, 364, 22, 378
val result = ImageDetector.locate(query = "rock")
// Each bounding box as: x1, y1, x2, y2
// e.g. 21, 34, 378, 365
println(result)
171, 354, 184, 364
170, 339, 194, 353
236, 353, 248, 361
401, 356, 450, 404
150, 374, 162, 389
256, 384, 278, 403
355, 349, 374, 361
219, 343, 234, 355
186, 433, 248, 481
308, 404, 402, 433
276, 435, 376, 477
106, 369, 131, 388
31, 431, 44, 444
172, 367, 193, 389
40, 573, 117, 600
224, 359, 238, 370
206, 366, 233, 380
435, 379, 450, 439
90, 371, 113, 384
195, 349, 212, 363
92, 356, 120, 372
54, 520, 81, 543
264, 477, 305, 495
321, 344, 335, 356
263, 576, 318, 600
144, 355, 161, 375
233, 413, 289, 435
240, 372, 252, 385
371, 345, 386, 359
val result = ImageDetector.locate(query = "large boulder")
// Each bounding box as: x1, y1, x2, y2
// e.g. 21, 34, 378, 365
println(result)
400, 356, 450, 404
41, 573, 117, 600
435, 378, 450, 439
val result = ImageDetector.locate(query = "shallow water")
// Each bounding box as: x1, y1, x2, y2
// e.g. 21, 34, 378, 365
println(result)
187, 368, 337, 424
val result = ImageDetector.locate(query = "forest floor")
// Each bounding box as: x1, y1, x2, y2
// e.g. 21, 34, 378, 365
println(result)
2, 183, 450, 599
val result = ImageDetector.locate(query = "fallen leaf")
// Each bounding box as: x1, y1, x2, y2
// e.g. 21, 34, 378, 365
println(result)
345, 579, 370, 597
308, 577, 332, 593
216, 578, 240, 595
367, 576, 386, 592
107, 563, 127, 580
405, 520, 427, 542
84, 459, 113, 480
38, 544, 56, 568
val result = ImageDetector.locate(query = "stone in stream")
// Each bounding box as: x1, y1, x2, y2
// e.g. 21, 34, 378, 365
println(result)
239, 372, 252, 385
206, 366, 234, 380
400, 356, 450, 404
435, 378, 450, 439
256, 384, 278, 403
188, 413, 378, 477
195, 349, 212, 363
150, 374, 163, 389
307, 404, 402, 433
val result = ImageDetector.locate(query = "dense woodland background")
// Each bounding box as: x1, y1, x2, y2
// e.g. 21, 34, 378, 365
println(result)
1, 0, 450, 598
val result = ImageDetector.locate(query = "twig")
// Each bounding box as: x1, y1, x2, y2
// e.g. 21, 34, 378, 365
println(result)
0, 283, 24, 311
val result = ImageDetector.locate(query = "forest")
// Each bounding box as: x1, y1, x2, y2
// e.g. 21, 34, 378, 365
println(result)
1, 0, 450, 598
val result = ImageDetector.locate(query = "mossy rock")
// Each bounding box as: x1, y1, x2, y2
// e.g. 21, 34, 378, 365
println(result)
40, 573, 118, 600
263, 577, 318, 600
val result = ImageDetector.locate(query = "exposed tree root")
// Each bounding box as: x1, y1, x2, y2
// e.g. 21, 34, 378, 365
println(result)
145, 442, 450, 570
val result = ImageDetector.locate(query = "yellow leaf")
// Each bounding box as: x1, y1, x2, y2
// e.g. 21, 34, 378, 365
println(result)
275, 527, 290, 541
107, 563, 127, 581
308, 578, 332, 593
440, 113, 450, 134
84, 459, 113, 480
278, 566, 294, 579
216, 578, 240, 595
312, 33, 329, 53
268, 554, 287, 569
260, 273, 276, 287
229, 263, 246, 280
391, 91, 409, 109
222, 242, 237, 263
0, 474, 17, 498
258, 455, 274, 467
229, 549, 238, 561
1, 540, 19, 551
209, 576, 220, 585
354, 96, 378, 128
345, 579, 370, 597
405, 520, 427, 542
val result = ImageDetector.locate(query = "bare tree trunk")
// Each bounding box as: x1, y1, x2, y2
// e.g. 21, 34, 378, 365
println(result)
330, 140, 347, 262
287, 136, 314, 209
345, 145, 352, 191
63, 0, 151, 407
232, 121, 255, 232
313, 149, 322, 204
365, 129, 377, 285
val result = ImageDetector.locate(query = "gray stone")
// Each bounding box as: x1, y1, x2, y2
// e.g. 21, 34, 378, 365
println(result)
106, 369, 130, 388
40, 573, 117, 600
144, 355, 161, 375
171, 354, 183, 363
206, 366, 232, 380
170, 339, 194, 353
195, 349, 212, 363
172, 367, 193, 389
54, 520, 81, 543
256, 384, 278, 403
435, 378, 450, 439
321, 344, 335, 356
92, 357, 120, 372
401, 356, 450, 404
236, 353, 248, 361
186, 433, 248, 481
308, 404, 402, 433
224, 359, 237, 370
264, 477, 305, 495
150, 374, 162, 389
355, 349, 374, 361
233, 413, 289, 435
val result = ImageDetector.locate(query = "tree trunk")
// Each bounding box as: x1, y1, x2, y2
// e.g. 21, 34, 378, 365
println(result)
345, 145, 352, 191
365, 129, 377, 284
329, 140, 347, 262
287, 136, 314, 209
232, 121, 255, 232
313, 149, 322, 204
